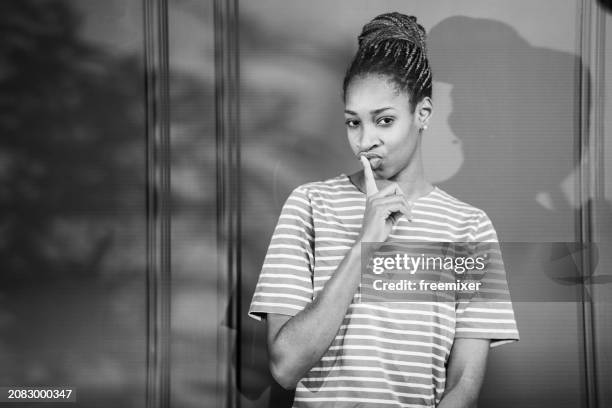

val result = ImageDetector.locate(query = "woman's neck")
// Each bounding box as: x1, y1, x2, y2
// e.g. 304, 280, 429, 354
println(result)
388, 156, 433, 201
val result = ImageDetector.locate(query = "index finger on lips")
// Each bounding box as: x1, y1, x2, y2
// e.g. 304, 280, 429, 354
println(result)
360, 155, 378, 196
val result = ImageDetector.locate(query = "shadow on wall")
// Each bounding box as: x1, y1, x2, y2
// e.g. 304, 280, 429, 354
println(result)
428, 15, 610, 245
0, 1, 149, 405
0, 1, 222, 407
598, 0, 612, 12
0, 0, 145, 280
235, 14, 612, 408
429, 16, 589, 241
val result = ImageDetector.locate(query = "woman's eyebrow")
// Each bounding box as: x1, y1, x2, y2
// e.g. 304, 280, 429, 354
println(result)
371, 107, 395, 115
344, 107, 395, 115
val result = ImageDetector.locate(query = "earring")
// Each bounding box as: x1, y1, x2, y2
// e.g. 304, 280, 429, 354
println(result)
422, 124, 428, 131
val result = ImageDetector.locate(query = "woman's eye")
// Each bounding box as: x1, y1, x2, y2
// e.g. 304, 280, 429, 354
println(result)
345, 119, 360, 128
377, 117, 394, 126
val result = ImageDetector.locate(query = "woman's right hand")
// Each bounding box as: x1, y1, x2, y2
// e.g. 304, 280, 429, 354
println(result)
358, 155, 413, 245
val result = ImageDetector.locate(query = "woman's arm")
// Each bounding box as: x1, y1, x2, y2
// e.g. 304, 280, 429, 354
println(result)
266, 240, 366, 390
437, 338, 490, 408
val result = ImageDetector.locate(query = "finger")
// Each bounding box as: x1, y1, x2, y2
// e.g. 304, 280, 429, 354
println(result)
404, 202, 414, 222
360, 155, 378, 196
377, 201, 413, 222
389, 211, 403, 224
400, 197, 413, 221
373, 182, 406, 199
370, 187, 413, 220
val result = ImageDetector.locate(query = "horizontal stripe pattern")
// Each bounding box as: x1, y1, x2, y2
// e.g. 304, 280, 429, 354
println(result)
249, 174, 519, 407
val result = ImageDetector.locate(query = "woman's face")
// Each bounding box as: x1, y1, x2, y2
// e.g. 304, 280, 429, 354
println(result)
344, 74, 423, 180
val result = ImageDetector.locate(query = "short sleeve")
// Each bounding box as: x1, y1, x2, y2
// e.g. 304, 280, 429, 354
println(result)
455, 211, 520, 348
248, 187, 315, 321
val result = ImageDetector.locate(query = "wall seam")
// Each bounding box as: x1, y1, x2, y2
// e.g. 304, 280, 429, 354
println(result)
143, 0, 172, 407
214, 0, 241, 407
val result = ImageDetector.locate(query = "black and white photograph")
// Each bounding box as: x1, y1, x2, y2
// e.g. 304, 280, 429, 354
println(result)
1, 1, 611, 407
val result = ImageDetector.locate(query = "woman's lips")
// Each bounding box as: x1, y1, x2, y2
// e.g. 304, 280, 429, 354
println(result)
368, 157, 382, 170
359, 153, 383, 170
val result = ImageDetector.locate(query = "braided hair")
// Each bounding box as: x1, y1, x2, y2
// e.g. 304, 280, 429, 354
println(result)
342, 12, 432, 113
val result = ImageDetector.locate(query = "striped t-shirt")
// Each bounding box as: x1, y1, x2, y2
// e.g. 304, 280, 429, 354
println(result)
249, 174, 519, 408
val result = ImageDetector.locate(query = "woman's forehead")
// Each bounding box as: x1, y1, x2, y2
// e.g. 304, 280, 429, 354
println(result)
345, 74, 410, 112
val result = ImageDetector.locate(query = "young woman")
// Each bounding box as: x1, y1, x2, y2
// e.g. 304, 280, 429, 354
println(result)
249, 12, 519, 408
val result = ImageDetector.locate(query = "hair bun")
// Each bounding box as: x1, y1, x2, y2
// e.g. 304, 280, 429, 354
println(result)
358, 12, 427, 55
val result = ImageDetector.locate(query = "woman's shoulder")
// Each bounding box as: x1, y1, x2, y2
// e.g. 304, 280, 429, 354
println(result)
292, 174, 364, 200
425, 187, 499, 240
426, 186, 491, 221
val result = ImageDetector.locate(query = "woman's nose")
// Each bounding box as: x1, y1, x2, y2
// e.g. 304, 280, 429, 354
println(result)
359, 126, 380, 151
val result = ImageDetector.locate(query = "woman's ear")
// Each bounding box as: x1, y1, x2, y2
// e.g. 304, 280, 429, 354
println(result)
416, 97, 433, 129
